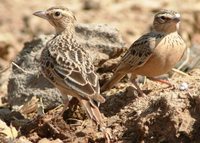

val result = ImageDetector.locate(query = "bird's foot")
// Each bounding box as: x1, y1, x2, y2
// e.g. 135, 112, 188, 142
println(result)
148, 77, 172, 86
148, 77, 177, 91
51, 104, 68, 119
131, 80, 145, 96
99, 126, 112, 143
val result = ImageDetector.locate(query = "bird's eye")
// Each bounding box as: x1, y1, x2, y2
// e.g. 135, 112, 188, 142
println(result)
55, 11, 61, 17
53, 11, 62, 19
160, 16, 166, 20
160, 16, 171, 21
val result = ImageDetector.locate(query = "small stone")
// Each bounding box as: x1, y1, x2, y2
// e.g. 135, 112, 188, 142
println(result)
179, 82, 189, 91
83, 0, 101, 10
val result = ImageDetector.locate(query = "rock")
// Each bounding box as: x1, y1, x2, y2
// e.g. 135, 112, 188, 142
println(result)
8, 35, 61, 110
194, 11, 200, 32
0, 58, 10, 98
179, 82, 189, 91
38, 138, 63, 143
192, 33, 200, 44
0, 33, 19, 61
7, 23, 125, 110
188, 44, 200, 70
75, 23, 125, 64
176, 43, 200, 71
83, 0, 101, 10
0, 108, 12, 122
0, 119, 18, 142
14, 136, 32, 143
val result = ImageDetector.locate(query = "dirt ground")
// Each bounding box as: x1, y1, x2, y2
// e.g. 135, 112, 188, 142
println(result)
1, 0, 200, 143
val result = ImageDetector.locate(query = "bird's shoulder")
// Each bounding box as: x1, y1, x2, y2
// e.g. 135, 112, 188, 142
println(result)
129, 32, 165, 52
47, 35, 91, 66
45, 35, 100, 99
116, 32, 165, 71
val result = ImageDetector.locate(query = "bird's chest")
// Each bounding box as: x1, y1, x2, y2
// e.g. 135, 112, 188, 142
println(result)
153, 36, 185, 67
134, 36, 185, 76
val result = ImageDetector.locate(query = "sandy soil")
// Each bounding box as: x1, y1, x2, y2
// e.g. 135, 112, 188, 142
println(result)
1, 0, 200, 143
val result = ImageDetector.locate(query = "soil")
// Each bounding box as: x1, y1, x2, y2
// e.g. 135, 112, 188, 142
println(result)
1, 0, 200, 143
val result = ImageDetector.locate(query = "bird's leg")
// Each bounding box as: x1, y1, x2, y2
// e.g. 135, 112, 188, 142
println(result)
130, 74, 144, 96
132, 80, 145, 96
147, 77, 172, 87
64, 97, 83, 125
60, 95, 69, 116
98, 123, 112, 143
53, 95, 69, 119
104, 130, 111, 143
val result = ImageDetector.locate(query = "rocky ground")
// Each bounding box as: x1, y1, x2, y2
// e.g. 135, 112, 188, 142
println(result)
1, 0, 200, 143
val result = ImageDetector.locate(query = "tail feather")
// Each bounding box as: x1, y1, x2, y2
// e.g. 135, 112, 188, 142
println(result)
80, 99, 103, 124
101, 72, 125, 92
93, 94, 105, 104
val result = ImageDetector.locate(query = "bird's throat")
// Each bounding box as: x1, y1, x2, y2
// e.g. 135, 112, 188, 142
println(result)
55, 24, 75, 36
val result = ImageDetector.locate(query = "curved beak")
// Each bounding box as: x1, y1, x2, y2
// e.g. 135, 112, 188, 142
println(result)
33, 10, 48, 20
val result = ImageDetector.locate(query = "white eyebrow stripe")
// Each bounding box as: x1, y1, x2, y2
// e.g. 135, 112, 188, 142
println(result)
175, 13, 180, 18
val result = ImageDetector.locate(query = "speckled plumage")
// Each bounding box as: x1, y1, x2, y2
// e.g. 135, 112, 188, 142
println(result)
33, 7, 105, 125
41, 34, 103, 102
101, 10, 186, 95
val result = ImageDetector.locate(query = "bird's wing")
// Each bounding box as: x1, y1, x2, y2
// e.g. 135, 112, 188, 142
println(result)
115, 32, 164, 73
49, 42, 105, 103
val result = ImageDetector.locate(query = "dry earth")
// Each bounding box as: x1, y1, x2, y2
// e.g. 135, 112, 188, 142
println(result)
1, 0, 200, 143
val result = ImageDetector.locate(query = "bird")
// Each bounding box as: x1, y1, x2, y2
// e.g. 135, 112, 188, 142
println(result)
33, 6, 107, 129
101, 10, 186, 95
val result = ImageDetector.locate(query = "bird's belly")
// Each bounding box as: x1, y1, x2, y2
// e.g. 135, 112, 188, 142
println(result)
133, 57, 173, 76
133, 46, 184, 77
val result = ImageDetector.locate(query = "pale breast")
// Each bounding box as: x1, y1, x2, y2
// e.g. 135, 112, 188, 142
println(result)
133, 33, 186, 77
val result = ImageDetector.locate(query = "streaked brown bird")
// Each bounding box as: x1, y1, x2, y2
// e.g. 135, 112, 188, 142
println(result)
101, 10, 186, 95
33, 6, 106, 128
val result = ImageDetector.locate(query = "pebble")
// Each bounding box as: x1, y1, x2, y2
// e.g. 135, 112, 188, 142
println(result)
179, 82, 189, 91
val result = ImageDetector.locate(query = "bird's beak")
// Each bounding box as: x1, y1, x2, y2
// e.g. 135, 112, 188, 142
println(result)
33, 10, 48, 20
172, 13, 180, 23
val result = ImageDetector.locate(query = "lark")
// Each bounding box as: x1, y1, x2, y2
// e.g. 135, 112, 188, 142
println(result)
33, 6, 107, 130
101, 10, 186, 95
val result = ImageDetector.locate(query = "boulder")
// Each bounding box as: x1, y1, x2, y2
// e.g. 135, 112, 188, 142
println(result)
7, 24, 125, 110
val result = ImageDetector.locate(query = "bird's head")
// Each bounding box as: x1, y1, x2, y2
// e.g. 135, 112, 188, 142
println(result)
153, 10, 181, 33
33, 6, 76, 34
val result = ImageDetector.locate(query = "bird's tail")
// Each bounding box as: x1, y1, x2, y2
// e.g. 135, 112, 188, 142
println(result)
80, 99, 112, 142
79, 98, 103, 124
101, 72, 125, 92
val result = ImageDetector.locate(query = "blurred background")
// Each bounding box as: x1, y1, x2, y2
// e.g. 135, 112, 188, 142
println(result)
0, 0, 200, 99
